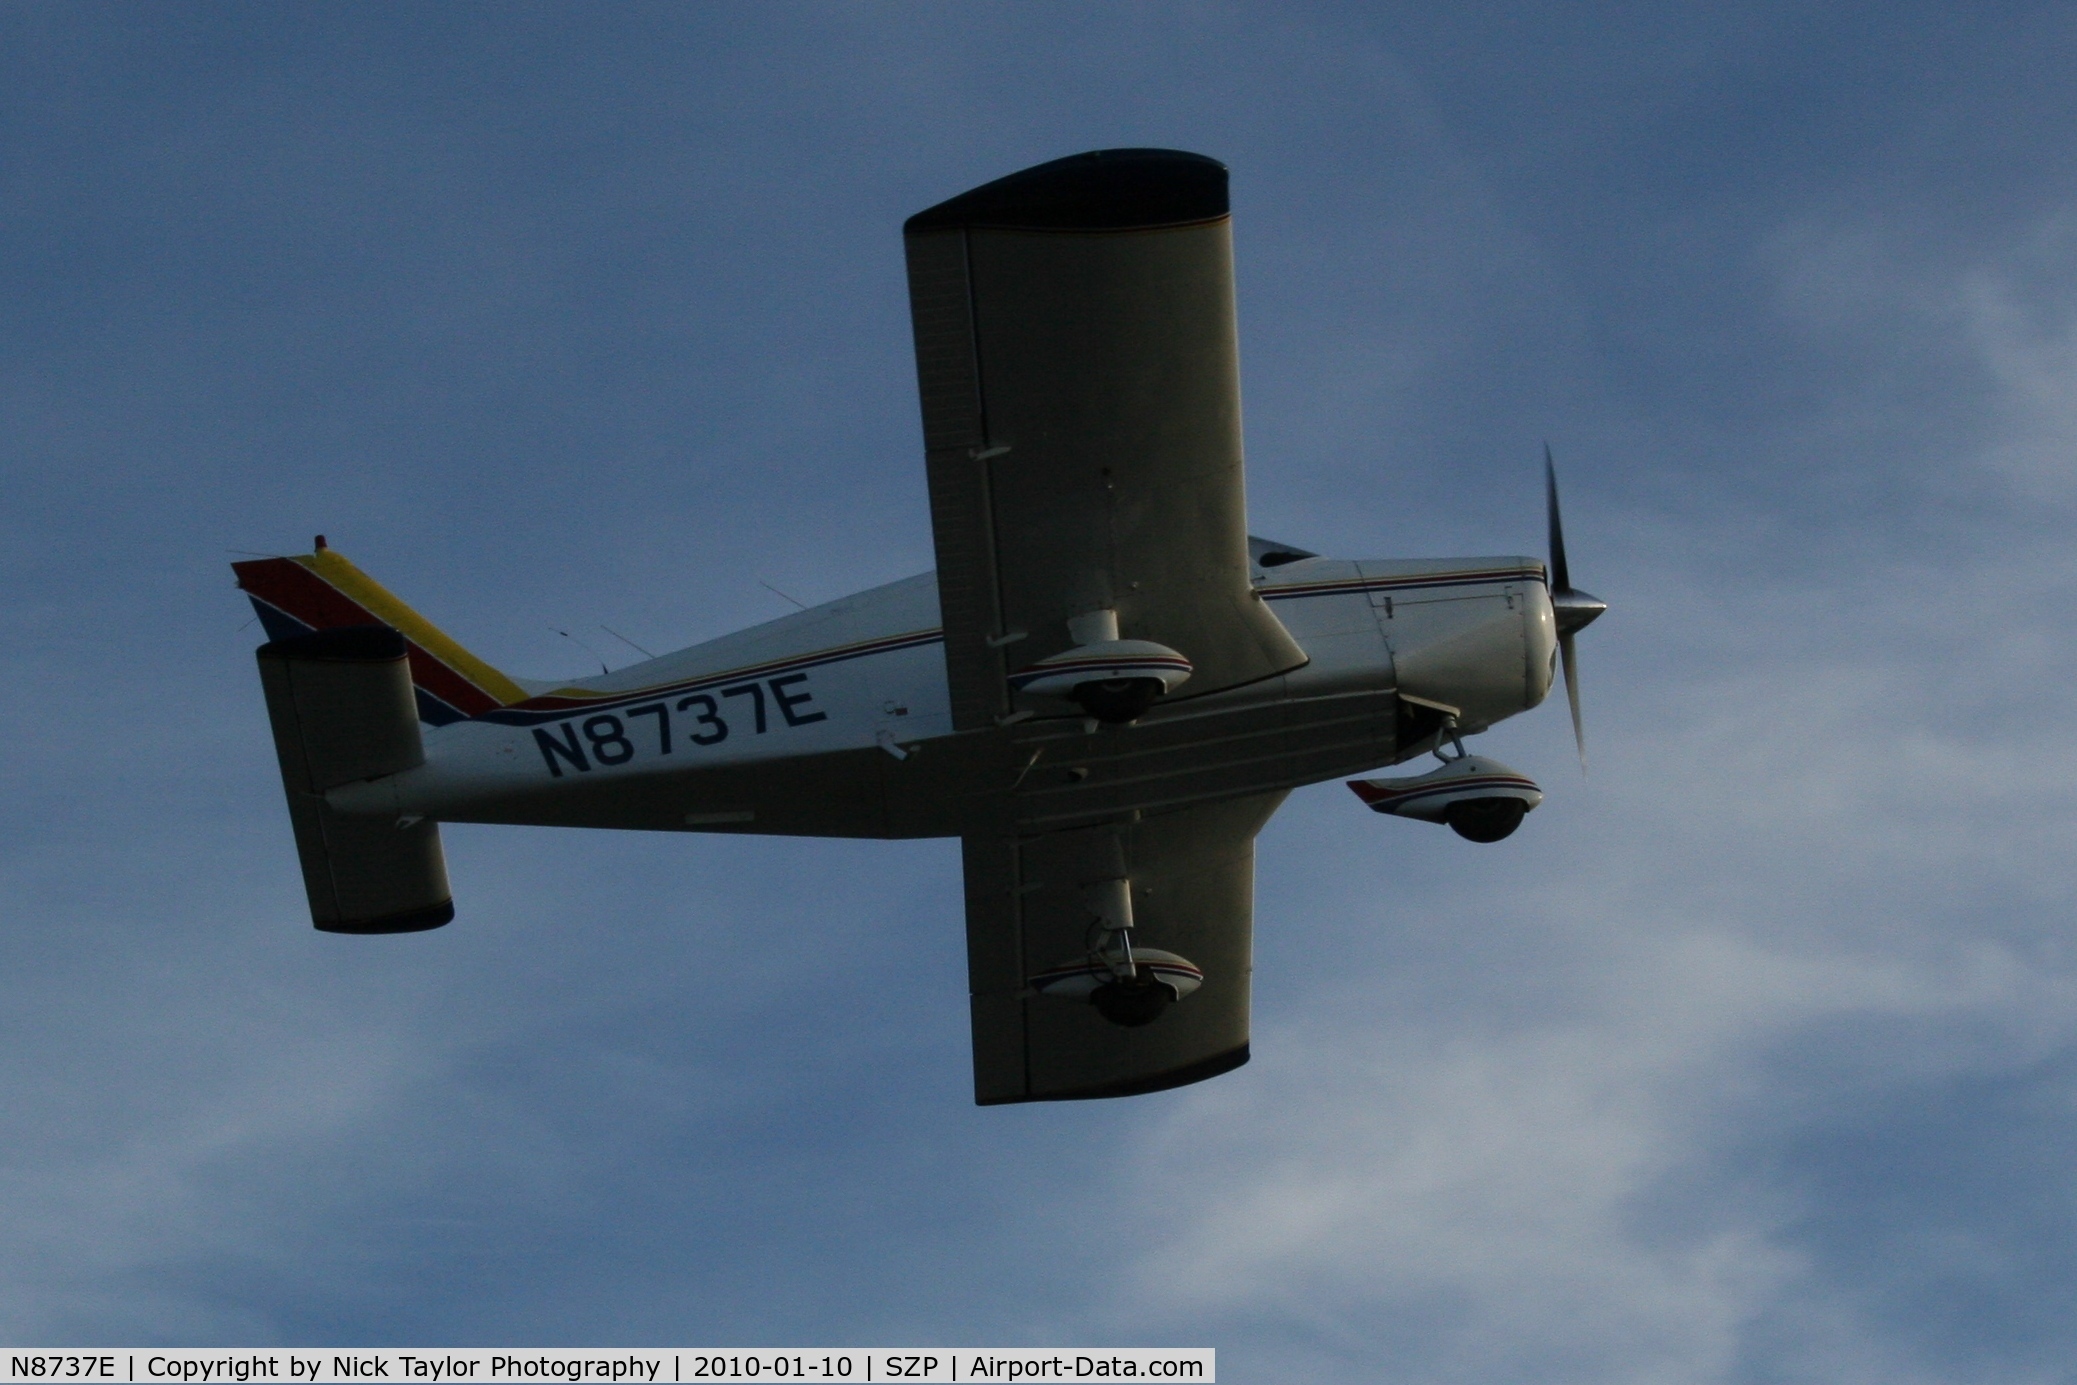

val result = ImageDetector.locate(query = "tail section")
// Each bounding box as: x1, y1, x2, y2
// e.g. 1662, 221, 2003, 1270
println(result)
233, 540, 526, 725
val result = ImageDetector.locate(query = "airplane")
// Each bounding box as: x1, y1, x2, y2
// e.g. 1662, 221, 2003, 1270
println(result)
233, 148, 1606, 1105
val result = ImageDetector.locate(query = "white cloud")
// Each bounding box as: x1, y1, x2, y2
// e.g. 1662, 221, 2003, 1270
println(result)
1962, 225, 2077, 504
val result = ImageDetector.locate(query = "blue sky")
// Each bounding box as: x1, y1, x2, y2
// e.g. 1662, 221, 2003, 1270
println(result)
4, 3, 2076, 1378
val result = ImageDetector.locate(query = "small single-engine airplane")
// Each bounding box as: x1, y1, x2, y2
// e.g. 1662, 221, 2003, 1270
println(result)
235, 149, 1605, 1105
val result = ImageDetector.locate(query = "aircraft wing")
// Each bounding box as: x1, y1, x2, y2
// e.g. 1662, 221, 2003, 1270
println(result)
904, 149, 1308, 732
961, 791, 1285, 1104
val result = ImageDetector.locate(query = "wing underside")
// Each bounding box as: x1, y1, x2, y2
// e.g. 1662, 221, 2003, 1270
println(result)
906, 150, 1307, 1101
905, 149, 1307, 732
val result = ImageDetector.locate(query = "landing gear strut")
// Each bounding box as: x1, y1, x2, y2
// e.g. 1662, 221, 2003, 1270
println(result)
1089, 928, 1176, 1028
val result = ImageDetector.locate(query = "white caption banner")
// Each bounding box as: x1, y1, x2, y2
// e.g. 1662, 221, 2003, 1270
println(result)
2, 1351, 1213, 1385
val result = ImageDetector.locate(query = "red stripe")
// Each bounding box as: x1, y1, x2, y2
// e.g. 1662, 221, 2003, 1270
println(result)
234, 558, 369, 629
404, 652, 501, 717
1348, 775, 1538, 805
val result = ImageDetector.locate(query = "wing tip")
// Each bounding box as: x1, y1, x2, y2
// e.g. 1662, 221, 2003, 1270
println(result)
906, 148, 1228, 235
974, 1041, 1250, 1106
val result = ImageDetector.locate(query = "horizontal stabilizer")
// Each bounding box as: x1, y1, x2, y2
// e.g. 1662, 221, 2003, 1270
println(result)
255, 626, 453, 934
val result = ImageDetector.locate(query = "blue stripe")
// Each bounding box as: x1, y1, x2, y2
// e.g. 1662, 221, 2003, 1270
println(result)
247, 595, 315, 644
1262, 569, 1543, 602
414, 688, 471, 727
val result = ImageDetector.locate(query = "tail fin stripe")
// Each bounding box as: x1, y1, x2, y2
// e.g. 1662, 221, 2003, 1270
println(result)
244, 592, 318, 644
413, 687, 473, 727
299, 551, 528, 706
233, 552, 524, 723
236, 558, 376, 634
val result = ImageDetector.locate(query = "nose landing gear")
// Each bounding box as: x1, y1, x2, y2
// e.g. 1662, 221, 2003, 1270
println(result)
1348, 718, 1544, 843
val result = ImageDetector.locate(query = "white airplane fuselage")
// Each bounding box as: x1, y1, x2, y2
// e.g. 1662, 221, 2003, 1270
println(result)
327, 553, 1557, 840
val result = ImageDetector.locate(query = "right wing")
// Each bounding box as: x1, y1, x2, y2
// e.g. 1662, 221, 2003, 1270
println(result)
904, 149, 1307, 731
961, 791, 1286, 1104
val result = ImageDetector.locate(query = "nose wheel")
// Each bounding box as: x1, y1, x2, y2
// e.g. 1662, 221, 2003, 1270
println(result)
1348, 729, 1545, 843
1444, 795, 1529, 842
1425, 720, 1529, 841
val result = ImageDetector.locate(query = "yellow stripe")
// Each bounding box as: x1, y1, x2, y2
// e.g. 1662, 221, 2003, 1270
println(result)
295, 549, 529, 706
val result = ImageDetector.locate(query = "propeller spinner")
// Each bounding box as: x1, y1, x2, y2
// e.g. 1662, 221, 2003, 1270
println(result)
1544, 444, 1607, 767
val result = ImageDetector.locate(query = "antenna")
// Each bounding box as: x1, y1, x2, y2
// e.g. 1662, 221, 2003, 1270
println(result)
759, 580, 809, 611
549, 625, 610, 675
600, 624, 656, 660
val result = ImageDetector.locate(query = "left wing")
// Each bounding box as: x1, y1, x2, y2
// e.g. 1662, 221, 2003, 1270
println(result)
904, 149, 1308, 731
961, 791, 1286, 1104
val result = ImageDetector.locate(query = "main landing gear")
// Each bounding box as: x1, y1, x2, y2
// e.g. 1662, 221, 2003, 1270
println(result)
1026, 876, 1205, 1027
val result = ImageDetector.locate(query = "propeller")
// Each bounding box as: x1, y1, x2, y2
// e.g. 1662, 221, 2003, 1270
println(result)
1544, 443, 1607, 768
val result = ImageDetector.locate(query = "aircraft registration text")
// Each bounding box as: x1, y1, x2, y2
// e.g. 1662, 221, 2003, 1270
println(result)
531, 673, 828, 778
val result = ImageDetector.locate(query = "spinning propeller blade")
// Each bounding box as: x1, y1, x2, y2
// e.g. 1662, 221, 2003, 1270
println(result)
1559, 628, 1584, 767
1543, 444, 1606, 769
